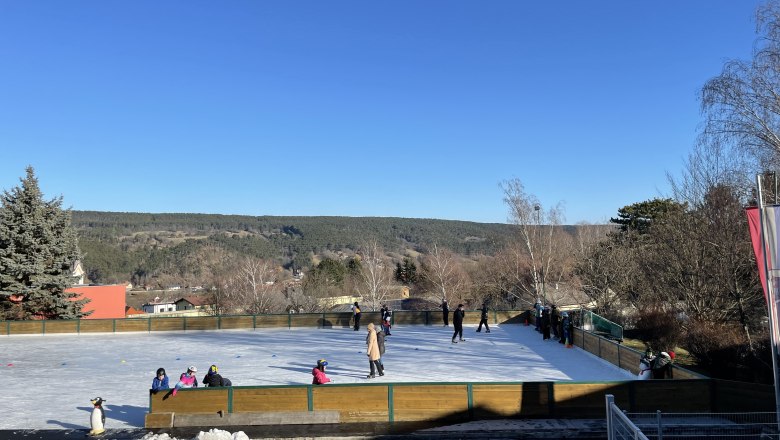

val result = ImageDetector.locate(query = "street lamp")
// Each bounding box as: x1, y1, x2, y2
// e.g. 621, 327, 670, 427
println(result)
533, 204, 545, 305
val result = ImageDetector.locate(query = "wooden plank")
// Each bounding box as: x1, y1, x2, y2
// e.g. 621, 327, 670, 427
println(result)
232, 387, 309, 412
255, 315, 289, 328
79, 319, 115, 333
461, 312, 481, 325
149, 388, 228, 414
115, 319, 150, 333
392, 384, 469, 422
393, 312, 427, 325
582, 332, 599, 356
600, 340, 619, 366
632, 380, 711, 412
185, 317, 218, 331
289, 314, 321, 327
472, 384, 523, 417
714, 380, 774, 411
554, 383, 630, 417
496, 311, 526, 324
671, 366, 706, 380
144, 412, 173, 428
618, 348, 641, 375
319, 313, 352, 328
0, 321, 7, 336
313, 385, 389, 422
9, 321, 44, 335
44, 320, 79, 334
218, 316, 254, 330
151, 318, 185, 332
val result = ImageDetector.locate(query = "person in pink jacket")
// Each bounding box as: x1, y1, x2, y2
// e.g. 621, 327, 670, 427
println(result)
171, 365, 198, 396
366, 323, 384, 378
312, 359, 331, 385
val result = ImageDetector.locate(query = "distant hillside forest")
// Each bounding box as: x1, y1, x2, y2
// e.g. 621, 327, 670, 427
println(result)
72, 211, 521, 286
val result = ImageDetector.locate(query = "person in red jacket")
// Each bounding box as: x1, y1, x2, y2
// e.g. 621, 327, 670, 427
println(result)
312, 359, 331, 385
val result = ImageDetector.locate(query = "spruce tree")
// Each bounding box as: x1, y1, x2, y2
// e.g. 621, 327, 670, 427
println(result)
0, 167, 86, 319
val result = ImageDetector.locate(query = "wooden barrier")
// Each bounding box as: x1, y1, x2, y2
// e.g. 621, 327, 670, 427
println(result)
145, 379, 774, 429
184, 316, 219, 331
4, 310, 515, 335
43, 320, 79, 334
79, 319, 115, 333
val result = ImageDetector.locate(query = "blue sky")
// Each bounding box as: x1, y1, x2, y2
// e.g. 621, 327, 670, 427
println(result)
0, 1, 765, 224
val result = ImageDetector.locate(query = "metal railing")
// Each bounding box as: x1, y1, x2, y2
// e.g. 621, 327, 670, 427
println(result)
607, 394, 650, 440
581, 309, 624, 342
626, 411, 780, 439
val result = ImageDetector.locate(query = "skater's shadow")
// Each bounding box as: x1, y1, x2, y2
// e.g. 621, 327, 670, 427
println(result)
268, 365, 311, 374
328, 366, 364, 375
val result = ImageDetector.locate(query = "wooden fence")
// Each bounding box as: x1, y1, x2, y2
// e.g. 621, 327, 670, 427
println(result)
0, 309, 526, 336
145, 379, 774, 428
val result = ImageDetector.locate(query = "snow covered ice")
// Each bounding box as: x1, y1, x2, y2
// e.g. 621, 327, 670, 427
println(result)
0, 323, 633, 430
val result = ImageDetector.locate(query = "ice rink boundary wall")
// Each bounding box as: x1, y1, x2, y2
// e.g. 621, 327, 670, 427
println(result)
0, 310, 704, 380
145, 379, 774, 428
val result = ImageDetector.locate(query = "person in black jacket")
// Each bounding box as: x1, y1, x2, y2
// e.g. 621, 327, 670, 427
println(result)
551, 305, 560, 339
442, 299, 449, 326
541, 306, 551, 340
451, 304, 466, 343
651, 351, 675, 379
476, 302, 490, 333
203, 364, 232, 387
352, 302, 362, 331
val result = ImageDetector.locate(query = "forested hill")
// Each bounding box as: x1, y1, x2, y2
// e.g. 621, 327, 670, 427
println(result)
71, 211, 518, 284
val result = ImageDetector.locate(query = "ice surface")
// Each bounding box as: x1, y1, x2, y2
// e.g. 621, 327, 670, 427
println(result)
1, 323, 633, 430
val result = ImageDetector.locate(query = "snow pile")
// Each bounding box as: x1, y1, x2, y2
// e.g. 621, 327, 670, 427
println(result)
141, 429, 249, 440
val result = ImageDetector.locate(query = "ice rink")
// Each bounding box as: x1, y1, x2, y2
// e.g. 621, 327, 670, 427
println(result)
0, 323, 633, 430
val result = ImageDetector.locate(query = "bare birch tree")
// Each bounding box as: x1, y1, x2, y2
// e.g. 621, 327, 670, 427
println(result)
500, 178, 566, 306
357, 240, 391, 311
420, 243, 469, 305
699, 2, 780, 172
226, 257, 286, 314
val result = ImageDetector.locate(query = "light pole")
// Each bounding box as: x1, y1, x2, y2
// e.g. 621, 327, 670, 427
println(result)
533, 204, 545, 305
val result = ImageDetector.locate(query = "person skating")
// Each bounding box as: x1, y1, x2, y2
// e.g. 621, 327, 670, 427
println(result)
366, 323, 384, 378
452, 304, 466, 343
476, 302, 490, 333
375, 324, 386, 369
352, 302, 362, 331
312, 359, 331, 385
442, 299, 449, 326
382, 306, 392, 336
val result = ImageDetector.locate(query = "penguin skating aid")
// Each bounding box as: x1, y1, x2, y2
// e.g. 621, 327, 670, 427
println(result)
88, 397, 106, 436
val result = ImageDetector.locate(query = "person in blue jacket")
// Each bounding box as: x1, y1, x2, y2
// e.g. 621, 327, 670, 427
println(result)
152, 367, 169, 391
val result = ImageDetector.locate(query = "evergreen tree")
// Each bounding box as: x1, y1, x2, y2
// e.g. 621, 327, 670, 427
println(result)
0, 167, 87, 319
394, 258, 418, 285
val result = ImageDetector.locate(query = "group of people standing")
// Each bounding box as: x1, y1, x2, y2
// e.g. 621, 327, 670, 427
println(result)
639, 349, 676, 379
534, 301, 573, 348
